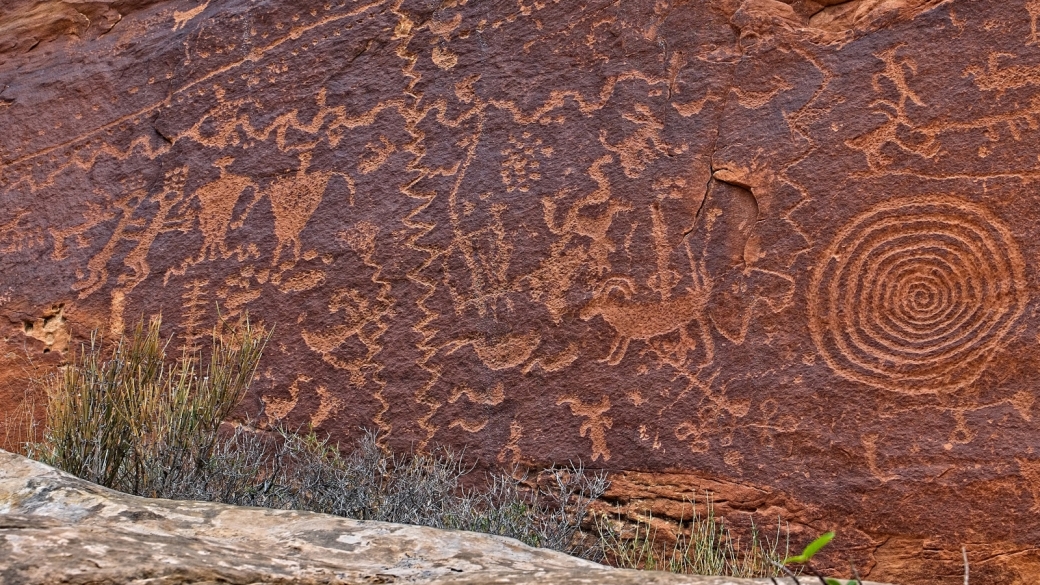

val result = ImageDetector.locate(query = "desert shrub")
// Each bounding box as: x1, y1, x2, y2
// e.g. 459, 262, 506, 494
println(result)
595, 498, 789, 578
23, 315, 789, 573
26, 316, 265, 494
22, 316, 605, 556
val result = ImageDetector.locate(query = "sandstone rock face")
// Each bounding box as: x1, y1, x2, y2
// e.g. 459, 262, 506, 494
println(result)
1, 0, 1039, 582
0, 449, 891, 585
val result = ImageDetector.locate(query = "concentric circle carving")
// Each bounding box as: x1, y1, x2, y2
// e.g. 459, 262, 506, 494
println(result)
808, 195, 1027, 394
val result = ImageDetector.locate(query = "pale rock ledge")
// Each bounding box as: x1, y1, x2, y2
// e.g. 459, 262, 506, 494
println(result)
0, 449, 893, 585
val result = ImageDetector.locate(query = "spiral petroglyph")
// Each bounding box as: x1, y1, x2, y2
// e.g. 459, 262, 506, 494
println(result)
809, 195, 1027, 394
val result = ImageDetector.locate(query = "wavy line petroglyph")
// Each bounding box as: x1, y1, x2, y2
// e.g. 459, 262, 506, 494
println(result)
808, 195, 1027, 394
1, 1, 392, 187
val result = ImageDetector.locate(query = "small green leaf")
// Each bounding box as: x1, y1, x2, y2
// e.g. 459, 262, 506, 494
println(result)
783, 531, 835, 564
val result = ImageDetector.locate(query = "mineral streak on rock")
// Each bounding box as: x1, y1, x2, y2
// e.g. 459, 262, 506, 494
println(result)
2, 0, 1040, 582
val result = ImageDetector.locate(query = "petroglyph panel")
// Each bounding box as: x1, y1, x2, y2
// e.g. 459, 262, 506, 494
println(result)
4, 0, 1040, 582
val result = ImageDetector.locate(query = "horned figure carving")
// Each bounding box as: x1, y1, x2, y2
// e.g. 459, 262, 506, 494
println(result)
580, 262, 715, 367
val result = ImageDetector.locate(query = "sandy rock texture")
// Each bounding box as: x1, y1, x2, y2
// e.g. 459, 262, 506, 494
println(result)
0, 449, 888, 585
1, 0, 1039, 582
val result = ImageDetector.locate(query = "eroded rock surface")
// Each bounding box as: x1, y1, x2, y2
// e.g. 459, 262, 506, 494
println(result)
2, 0, 1040, 582
0, 450, 889, 585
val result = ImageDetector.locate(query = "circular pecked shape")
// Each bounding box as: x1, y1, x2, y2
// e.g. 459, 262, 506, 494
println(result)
808, 195, 1027, 394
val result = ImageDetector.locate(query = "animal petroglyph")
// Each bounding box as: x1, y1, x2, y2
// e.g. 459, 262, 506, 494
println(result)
541, 155, 633, 277
599, 103, 685, 179
808, 195, 1027, 394
446, 332, 542, 371
580, 264, 713, 367
5, 1, 1040, 581
172, 1, 210, 31
963, 51, 1040, 97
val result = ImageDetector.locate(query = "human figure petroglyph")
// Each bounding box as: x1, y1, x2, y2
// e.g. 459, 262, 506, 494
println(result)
542, 155, 633, 277
118, 167, 190, 290
526, 155, 632, 322
846, 45, 939, 170
557, 395, 612, 462
194, 157, 259, 262
73, 192, 142, 299
269, 152, 331, 267
580, 261, 714, 367
75, 167, 191, 300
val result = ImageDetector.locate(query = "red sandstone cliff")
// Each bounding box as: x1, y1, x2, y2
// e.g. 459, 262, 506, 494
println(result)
3, 1, 1040, 582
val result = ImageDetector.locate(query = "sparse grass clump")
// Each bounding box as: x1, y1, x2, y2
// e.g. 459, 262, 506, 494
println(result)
595, 500, 788, 579
21, 314, 790, 575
